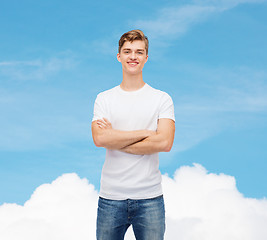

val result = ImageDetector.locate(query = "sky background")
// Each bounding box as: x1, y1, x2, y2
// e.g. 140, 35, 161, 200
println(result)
0, 0, 267, 220
1, 1, 267, 239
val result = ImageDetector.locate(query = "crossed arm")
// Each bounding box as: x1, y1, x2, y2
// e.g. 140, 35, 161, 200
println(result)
91, 118, 175, 155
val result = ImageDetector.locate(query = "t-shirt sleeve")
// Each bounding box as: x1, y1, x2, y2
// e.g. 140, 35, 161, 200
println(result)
92, 93, 107, 122
158, 92, 175, 121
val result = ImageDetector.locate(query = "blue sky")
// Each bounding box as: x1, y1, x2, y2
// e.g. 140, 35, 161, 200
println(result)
1, 0, 267, 205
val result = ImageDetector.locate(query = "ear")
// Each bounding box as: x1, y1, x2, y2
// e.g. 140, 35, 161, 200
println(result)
145, 54, 148, 63
117, 53, 121, 62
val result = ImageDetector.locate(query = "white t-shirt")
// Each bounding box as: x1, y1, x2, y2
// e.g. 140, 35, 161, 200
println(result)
92, 83, 175, 200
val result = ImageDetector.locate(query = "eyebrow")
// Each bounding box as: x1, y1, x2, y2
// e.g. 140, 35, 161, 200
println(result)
122, 48, 145, 52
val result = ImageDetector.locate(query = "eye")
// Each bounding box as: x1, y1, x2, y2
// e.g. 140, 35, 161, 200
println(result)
137, 52, 144, 55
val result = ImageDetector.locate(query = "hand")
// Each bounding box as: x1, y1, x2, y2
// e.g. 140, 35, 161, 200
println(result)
96, 118, 112, 129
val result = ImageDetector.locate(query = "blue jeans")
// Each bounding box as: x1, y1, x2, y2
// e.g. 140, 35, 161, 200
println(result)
96, 195, 165, 240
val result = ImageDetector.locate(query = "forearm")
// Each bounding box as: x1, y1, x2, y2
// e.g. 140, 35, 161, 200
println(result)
99, 129, 154, 149
120, 118, 175, 155
120, 133, 173, 155
92, 121, 154, 150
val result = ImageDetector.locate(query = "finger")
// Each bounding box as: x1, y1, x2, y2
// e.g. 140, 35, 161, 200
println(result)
97, 119, 105, 124
97, 120, 107, 128
103, 117, 111, 124
102, 118, 112, 128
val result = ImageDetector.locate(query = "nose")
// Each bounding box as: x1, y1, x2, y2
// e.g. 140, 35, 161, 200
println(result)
129, 51, 137, 60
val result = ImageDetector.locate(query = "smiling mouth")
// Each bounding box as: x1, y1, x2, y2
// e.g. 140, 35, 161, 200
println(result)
128, 62, 138, 66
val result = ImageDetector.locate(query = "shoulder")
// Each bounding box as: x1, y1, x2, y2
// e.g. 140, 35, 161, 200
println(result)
96, 86, 119, 100
146, 84, 173, 101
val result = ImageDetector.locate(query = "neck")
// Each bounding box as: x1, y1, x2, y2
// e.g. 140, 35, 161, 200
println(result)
120, 72, 145, 91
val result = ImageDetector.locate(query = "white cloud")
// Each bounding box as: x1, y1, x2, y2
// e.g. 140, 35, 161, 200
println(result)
133, 0, 266, 40
0, 52, 90, 151
171, 65, 267, 152
134, 5, 217, 40
0, 173, 98, 240
1, 164, 267, 240
0, 61, 42, 67
0, 54, 78, 81
163, 164, 267, 240
193, 0, 266, 8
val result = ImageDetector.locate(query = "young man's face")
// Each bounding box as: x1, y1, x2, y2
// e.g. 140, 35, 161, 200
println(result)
117, 40, 148, 76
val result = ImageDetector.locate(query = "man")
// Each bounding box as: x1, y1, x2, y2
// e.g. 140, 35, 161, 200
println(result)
92, 29, 175, 240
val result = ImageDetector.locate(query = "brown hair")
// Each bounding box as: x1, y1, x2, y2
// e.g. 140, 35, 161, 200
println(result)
118, 29, 149, 54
